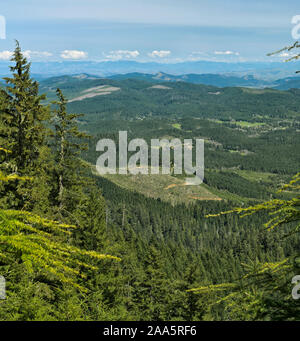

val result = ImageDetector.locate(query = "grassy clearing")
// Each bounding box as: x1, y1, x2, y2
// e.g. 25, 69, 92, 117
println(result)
172, 123, 182, 130
208, 119, 225, 124
94, 171, 221, 205
208, 118, 266, 128
228, 149, 253, 156
234, 170, 277, 183
234, 121, 265, 128
241, 88, 286, 95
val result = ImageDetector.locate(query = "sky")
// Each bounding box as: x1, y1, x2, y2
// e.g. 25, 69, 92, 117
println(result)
0, 0, 299, 63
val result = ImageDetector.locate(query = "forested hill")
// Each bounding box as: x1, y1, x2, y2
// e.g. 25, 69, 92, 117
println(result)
38, 73, 300, 203
109, 72, 270, 87
38, 74, 300, 122
109, 72, 300, 90
0, 46, 299, 321
38, 72, 300, 97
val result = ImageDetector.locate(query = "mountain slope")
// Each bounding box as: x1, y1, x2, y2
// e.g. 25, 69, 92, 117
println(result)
110, 72, 271, 88
39, 75, 300, 122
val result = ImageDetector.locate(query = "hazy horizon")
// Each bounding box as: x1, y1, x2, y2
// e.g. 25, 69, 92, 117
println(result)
0, 0, 299, 64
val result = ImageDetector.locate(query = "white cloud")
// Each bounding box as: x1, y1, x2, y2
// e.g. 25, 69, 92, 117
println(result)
279, 52, 290, 57
0, 50, 54, 61
105, 50, 140, 60
278, 52, 297, 59
23, 50, 53, 59
148, 50, 171, 58
0, 50, 13, 60
214, 50, 240, 56
60, 50, 88, 60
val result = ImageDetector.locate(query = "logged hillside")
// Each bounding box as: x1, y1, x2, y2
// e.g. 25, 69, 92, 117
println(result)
37, 74, 300, 203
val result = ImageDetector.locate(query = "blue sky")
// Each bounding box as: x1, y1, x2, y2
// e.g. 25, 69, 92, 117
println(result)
0, 0, 299, 62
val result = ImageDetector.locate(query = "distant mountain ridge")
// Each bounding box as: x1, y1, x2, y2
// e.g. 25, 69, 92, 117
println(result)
109, 72, 300, 90
272, 76, 300, 90
4, 70, 300, 92
0, 59, 299, 80
109, 72, 270, 88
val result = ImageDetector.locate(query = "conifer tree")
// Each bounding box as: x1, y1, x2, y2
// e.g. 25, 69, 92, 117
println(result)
0, 41, 49, 173
189, 173, 300, 320
135, 244, 171, 320
0, 41, 50, 210
50, 88, 90, 219
0, 147, 120, 293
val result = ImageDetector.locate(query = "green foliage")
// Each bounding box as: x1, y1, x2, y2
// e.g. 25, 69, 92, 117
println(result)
0, 41, 49, 173
0, 45, 121, 321
1, 41, 299, 321
49, 88, 91, 219
189, 173, 300, 320
0, 149, 120, 292
206, 172, 300, 234
0, 42, 52, 210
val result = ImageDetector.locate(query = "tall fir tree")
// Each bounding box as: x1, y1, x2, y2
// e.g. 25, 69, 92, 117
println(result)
0, 41, 50, 210
0, 41, 49, 173
50, 88, 90, 220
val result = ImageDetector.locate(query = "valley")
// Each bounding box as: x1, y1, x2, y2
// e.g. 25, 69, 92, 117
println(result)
37, 73, 300, 204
